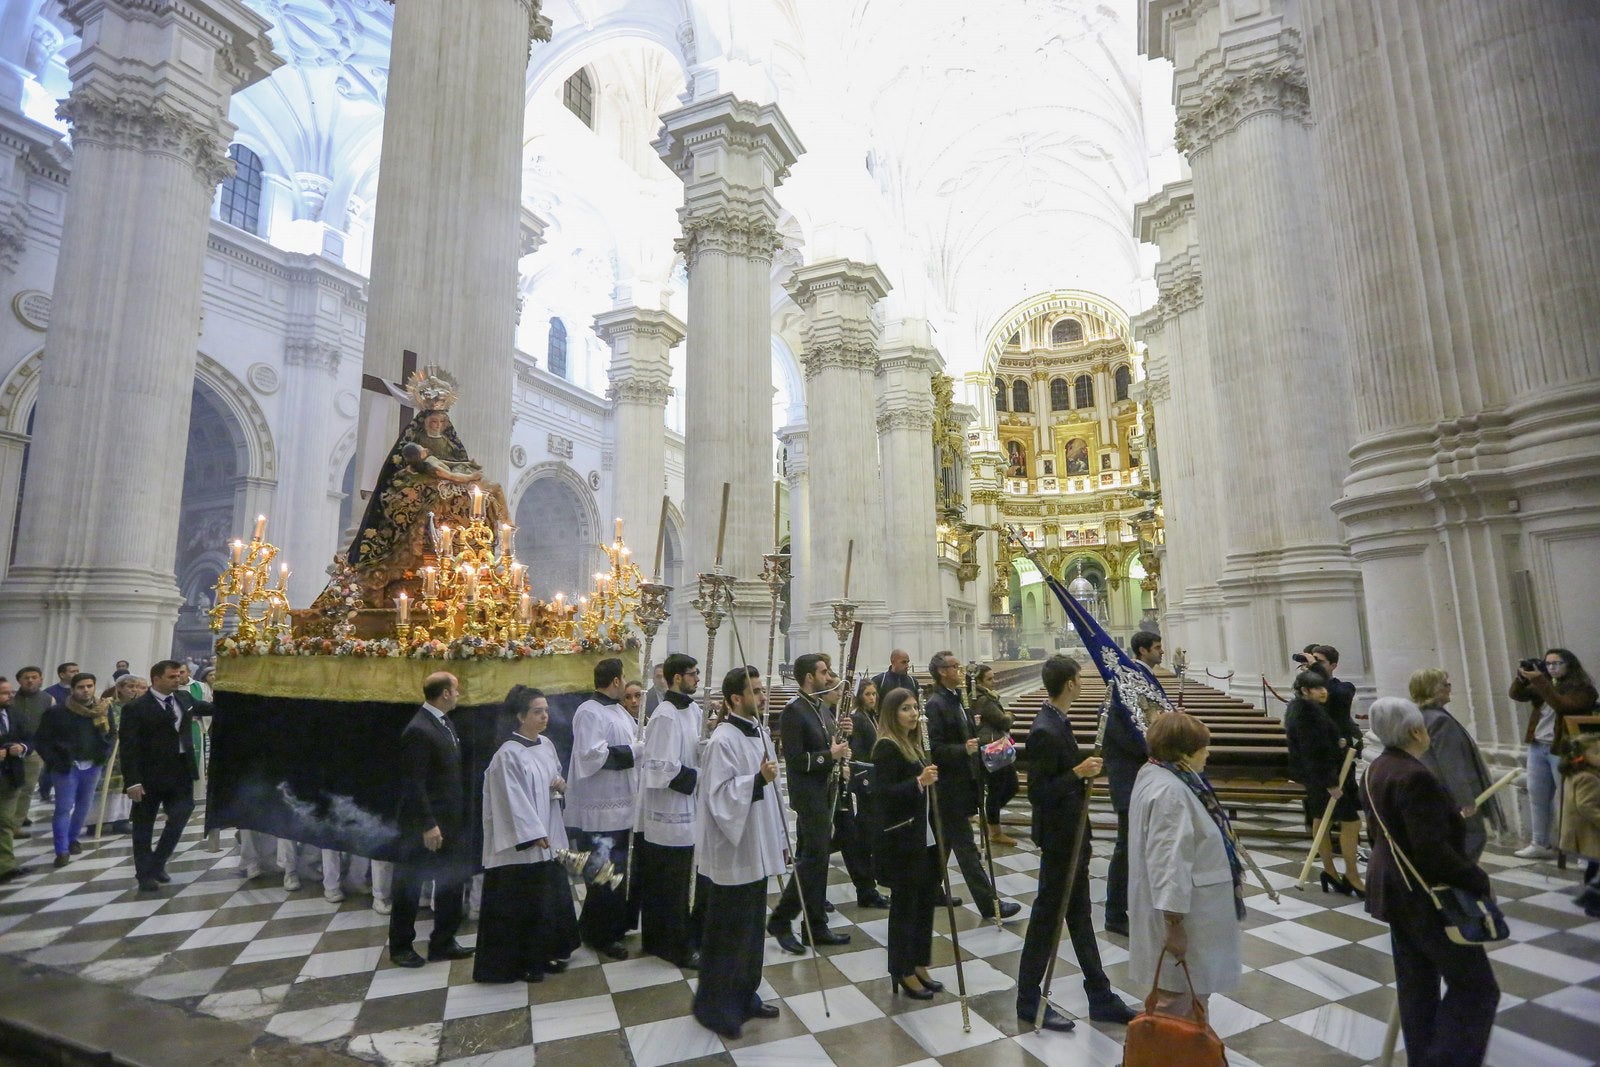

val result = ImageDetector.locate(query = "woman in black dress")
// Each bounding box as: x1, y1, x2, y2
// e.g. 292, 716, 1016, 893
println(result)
872, 688, 943, 999
1284, 670, 1364, 895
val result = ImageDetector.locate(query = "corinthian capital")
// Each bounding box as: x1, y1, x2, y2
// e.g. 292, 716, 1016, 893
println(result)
58, 89, 234, 187
875, 407, 935, 434
800, 337, 878, 380
1175, 51, 1310, 158
674, 206, 786, 264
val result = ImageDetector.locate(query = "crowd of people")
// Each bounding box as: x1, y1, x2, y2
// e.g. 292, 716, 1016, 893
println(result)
1, 637, 1596, 1066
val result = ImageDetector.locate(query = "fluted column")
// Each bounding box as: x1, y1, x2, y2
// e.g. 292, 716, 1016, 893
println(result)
352, 0, 547, 496
1304, 0, 1600, 763
0, 0, 279, 671
1145, 1, 1366, 694
656, 94, 802, 657
876, 318, 945, 656
597, 305, 683, 573
777, 423, 811, 659
787, 259, 891, 664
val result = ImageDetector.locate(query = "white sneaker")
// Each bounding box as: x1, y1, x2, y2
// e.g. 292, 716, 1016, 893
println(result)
372, 896, 392, 915
324, 888, 345, 903
1514, 844, 1557, 860
283, 870, 302, 891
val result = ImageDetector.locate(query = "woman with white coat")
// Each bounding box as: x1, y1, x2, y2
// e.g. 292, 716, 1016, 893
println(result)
1127, 712, 1246, 1016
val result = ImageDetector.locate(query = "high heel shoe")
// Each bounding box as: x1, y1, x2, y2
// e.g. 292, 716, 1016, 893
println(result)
1319, 871, 1354, 896
1342, 877, 1366, 899
913, 968, 944, 993
890, 974, 935, 1000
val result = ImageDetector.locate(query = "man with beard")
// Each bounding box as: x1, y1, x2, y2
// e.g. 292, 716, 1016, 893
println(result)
566, 657, 640, 959
8, 667, 51, 835
635, 652, 705, 969
1102, 630, 1169, 936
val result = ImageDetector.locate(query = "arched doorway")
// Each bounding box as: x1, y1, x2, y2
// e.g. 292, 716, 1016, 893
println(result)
173, 381, 250, 661
513, 473, 596, 602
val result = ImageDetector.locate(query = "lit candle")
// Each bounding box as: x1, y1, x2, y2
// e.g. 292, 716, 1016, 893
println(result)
511, 563, 525, 591
278, 562, 289, 589
241, 571, 256, 595
518, 593, 531, 625
470, 485, 484, 521
499, 523, 512, 556
615, 517, 623, 543
253, 514, 267, 542
230, 539, 244, 565
422, 566, 437, 597
439, 525, 453, 555
464, 570, 478, 602
394, 592, 409, 624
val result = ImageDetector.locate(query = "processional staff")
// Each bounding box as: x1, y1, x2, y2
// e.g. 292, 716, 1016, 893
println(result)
623, 495, 674, 894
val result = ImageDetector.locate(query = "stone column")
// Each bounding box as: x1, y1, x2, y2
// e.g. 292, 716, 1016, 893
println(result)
1132, 180, 1226, 666
656, 94, 802, 658
777, 423, 811, 659
786, 259, 891, 665
353, 0, 548, 495
1303, 0, 1600, 760
0, 0, 279, 671
875, 318, 945, 657
1144, 1, 1366, 695
597, 306, 683, 574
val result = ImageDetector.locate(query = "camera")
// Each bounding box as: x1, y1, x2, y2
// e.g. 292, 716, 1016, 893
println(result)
1520, 657, 1549, 675
1292, 652, 1314, 665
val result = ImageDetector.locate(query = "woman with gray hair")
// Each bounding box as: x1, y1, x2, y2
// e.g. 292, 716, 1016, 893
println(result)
1363, 697, 1498, 1067
1409, 668, 1504, 861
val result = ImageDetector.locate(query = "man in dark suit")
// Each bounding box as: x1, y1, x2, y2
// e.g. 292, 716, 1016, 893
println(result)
872, 650, 919, 702
120, 660, 210, 892
1016, 655, 1135, 1031
924, 650, 1020, 921
389, 671, 474, 968
1102, 629, 1166, 936
766, 652, 852, 954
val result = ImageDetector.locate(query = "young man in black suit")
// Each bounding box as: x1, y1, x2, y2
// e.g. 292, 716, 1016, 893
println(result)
120, 660, 210, 892
1016, 655, 1136, 1031
389, 671, 474, 968
924, 650, 1020, 921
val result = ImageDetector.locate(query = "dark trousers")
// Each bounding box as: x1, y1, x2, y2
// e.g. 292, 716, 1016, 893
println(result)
886, 846, 939, 978
937, 799, 998, 914
636, 838, 703, 965
1105, 807, 1130, 924
130, 786, 194, 882
389, 857, 467, 953
572, 828, 633, 948
1391, 916, 1498, 1067
834, 805, 877, 897
984, 765, 1019, 824
1018, 841, 1110, 1004
771, 800, 832, 930
693, 879, 767, 1034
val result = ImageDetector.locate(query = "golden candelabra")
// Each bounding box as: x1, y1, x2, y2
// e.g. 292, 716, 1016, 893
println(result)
210, 514, 292, 642
578, 519, 644, 644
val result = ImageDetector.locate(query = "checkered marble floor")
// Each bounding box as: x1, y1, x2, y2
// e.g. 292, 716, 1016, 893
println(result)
2, 794, 1598, 1067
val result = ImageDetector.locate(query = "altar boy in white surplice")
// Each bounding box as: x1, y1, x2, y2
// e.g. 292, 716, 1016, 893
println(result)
564, 657, 639, 959
473, 686, 579, 984
636, 652, 707, 969
692, 667, 786, 1039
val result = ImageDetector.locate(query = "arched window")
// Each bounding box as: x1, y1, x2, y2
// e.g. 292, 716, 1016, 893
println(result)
219, 144, 264, 234
1052, 318, 1083, 345
1074, 374, 1093, 409
547, 317, 568, 379
1049, 377, 1070, 411
1114, 365, 1132, 401
563, 68, 595, 129
993, 377, 1008, 412
1012, 379, 1031, 413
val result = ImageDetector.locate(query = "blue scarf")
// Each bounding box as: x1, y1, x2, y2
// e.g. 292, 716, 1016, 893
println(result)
1155, 759, 1247, 920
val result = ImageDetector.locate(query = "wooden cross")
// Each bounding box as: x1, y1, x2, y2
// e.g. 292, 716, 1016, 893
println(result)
361, 349, 419, 440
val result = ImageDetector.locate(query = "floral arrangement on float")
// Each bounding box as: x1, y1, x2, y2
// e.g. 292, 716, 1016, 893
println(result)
211, 511, 644, 661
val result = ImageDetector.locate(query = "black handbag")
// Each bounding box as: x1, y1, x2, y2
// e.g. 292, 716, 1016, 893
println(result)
1365, 779, 1509, 945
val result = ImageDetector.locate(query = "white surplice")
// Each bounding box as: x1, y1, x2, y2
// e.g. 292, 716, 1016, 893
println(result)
696, 713, 785, 886
565, 693, 640, 832
640, 694, 702, 848
482, 733, 568, 867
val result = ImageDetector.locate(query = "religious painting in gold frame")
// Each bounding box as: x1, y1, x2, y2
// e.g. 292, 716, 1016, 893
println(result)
1054, 424, 1099, 478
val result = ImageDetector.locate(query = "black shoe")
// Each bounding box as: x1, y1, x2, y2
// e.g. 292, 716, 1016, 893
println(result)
676, 951, 701, 971
746, 999, 780, 1020
857, 890, 891, 909
823, 900, 836, 913
801, 927, 851, 947
68, 841, 82, 855
137, 878, 161, 892
390, 947, 427, 968
767, 919, 805, 956
154, 869, 172, 884
592, 941, 628, 960
892, 975, 936, 1000
1018, 1002, 1076, 1032
913, 970, 944, 993
546, 959, 569, 974
1103, 917, 1129, 937
54, 853, 70, 869
20, 818, 31, 828
428, 941, 474, 962
982, 900, 1023, 921
935, 892, 964, 908
1320, 871, 1355, 896
1087, 993, 1137, 1024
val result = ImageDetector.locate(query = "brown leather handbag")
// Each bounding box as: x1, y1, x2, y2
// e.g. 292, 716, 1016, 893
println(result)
1122, 949, 1228, 1067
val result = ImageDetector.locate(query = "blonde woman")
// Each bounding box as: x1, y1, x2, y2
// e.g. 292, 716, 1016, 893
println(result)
872, 688, 943, 999
1410, 668, 1504, 862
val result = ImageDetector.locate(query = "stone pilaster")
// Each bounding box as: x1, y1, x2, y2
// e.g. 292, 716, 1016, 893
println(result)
597, 305, 684, 575
0, 0, 279, 671
786, 259, 891, 665
656, 94, 802, 659
353, 0, 547, 500
875, 318, 945, 657
1302, 0, 1600, 769
1144, 0, 1366, 696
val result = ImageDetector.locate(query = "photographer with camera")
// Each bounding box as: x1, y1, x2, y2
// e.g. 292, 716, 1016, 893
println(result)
1510, 649, 1597, 860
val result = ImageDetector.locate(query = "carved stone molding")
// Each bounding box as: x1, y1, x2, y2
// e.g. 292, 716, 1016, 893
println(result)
1145, 375, 1173, 403
800, 338, 878, 380
57, 89, 233, 187
283, 336, 343, 372
1175, 57, 1311, 158
607, 378, 674, 406
0, 208, 26, 275
674, 206, 785, 264
1159, 273, 1204, 317
876, 407, 935, 434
